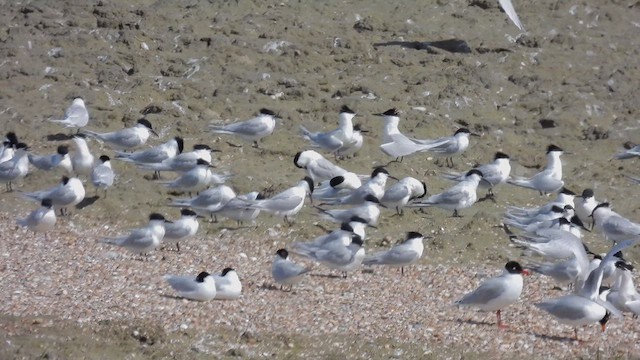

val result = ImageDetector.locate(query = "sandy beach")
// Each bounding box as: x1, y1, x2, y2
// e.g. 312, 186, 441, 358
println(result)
1, 0, 640, 358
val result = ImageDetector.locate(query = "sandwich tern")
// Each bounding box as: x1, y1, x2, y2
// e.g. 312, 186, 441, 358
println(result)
91, 155, 115, 197
164, 271, 217, 301
83, 118, 158, 150
209, 108, 278, 148
271, 248, 312, 291
49, 97, 89, 131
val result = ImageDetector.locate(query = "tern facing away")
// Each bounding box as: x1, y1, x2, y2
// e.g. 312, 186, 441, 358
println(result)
507, 144, 565, 195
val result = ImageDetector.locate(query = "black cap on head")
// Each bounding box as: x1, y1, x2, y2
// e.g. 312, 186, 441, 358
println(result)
350, 216, 368, 224
137, 118, 153, 130
256, 193, 266, 200
559, 187, 575, 195
351, 234, 363, 246
570, 216, 585, 228
174, 137, 184, 153
364, 194, 380, 203
550, 205, 564, 213
494, 152, 510, 160
454, 128, 471, 135
505, 261, 525, 274
614, 260, 628, 270
259, 108, 277, 116
302, 176, 314, 193
193, 144, 212, 150
590, 202, 610, 217
340, 222, 354, 232
149, 213, 166, 221
61, 176, 70, 185
293, 151, 304, 169
375, 108, 398, 117
406, 231, 423, 240
276, 248, 289, 258
329, 176, 345, 188
547, 144, 563, 153
340, 105, 356, 114
419, 181, 428, 198
41, 198, 53, 208
581, 189, 594, 198
614, 251, 624, 260
221, 267, 235, 276
195, 271, 210, 282
57, 145, 69, 155
15, 142, 28, 150
465, 169, 483, 178
563, 204, 574, 211
196, 159, 210, 166
99, 155, 110, 162
5, 132, 18, 144
593, 254, 603, 260
371, 166, 389, 178
493, 151, 510, 160
180, 209, 197, 217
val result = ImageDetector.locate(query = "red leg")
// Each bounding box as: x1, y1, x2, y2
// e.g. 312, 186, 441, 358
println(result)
497, 310, 509, 329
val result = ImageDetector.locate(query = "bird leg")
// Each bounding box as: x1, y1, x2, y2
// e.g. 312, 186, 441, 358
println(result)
496, 310, 508, 329
451, 209, 461, 217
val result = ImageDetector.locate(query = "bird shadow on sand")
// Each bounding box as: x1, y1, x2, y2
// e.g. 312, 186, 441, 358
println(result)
309, 273, 346, 279
75, 195, 99, 210
454, 318, 496, 328
160, 293, 187, 301
527, 331, 576, 343
46, 133, 76, 141
373, 38, 512, 54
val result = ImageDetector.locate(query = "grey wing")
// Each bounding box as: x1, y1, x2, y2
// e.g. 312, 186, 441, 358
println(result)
103, 128, 139, 147
49, 186, 77, 204
168, 172, 199, 189
374, 245, 418, 265
535, 297, 589, 321
476, 164, 501, 185
428, 186, 469, 206
261, 190, 303, 211
273, 261, 308, 282
20, 208, 45, 227
380, 135, 421, 158
604, 216, 640, 237
426, 138, 456, 154
316, 245, 352, 266
165, 275, 198, 293
120, 228, 155, 249
219, 118, 268, 136
309, 131, 343, 150
381, 183, 409, 203
133, 147, 169, 163
313, 157, 345, 177
92, 165, 114, 187
164, 223, 190, 239
457, 277, 505, 305
29, 155, 54, 170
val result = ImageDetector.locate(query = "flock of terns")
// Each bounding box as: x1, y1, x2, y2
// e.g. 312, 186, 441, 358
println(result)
2, 96, 640, 342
